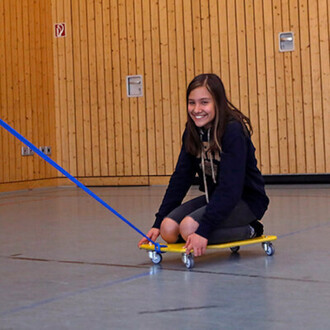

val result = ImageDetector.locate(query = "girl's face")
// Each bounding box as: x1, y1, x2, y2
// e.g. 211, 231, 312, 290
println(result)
188, 86, 215, 129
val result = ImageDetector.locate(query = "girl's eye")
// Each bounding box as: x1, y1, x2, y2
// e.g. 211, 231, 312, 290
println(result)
202, 101, 208, 105
188, 101, 195, 105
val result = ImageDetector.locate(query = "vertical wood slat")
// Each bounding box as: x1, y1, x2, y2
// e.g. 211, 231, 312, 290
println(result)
126, 0, 139, 175
4, 0, 15, 181
319, 0, 330, 172
95, 0, 108, 176
236, 0, 249, 118
134, 0, 148, 175
245, 0, 261, 163
64, 0, 77, 176
41, 0, 57, 180
289, 0, 306, 173
0, 0, 7, 183
111, 0, 124, 176
142, 0, 156, 176
200, 1, 211, 73
55, 0, 69, 175
218, 1, 230, 94
1, 0, 330, 192
254, 0, 270, 173
264, 0, 280, 174
273, 0, 289, 173
46, 1, 57, 180
209, 0, 220, 74
309, 0, 325, 173
80, 0, 93, 176
167, 0, 181, 168
281, 0, 297, 173
175, 0, 187, 134
227, 0, 240, 108
15, 0, 24, 181
192, 1, 203, 74
71, 0, 84, 177
300, 0, 315, 173
22, 0, 34, 180
103, 0, 116, 176
39, 0, 50, 178
118, 0, 132, 176
183, 0, 194, 82
35, 0, 46, 179
159, 0, 172, 175
87, 0, 101, 176
150, 0, 165, 175
51, 0, 62, 176
12, 1, 22, 180
12, 1, 22, 181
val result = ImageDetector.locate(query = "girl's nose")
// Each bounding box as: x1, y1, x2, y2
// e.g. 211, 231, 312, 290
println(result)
194, 104, 202, 113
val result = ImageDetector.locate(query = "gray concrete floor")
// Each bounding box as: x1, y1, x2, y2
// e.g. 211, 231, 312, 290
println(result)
0, 184, 329, 330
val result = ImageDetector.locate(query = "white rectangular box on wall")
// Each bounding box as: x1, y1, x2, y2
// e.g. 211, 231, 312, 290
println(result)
279, 32, 294, 52
126, 75, 143, 97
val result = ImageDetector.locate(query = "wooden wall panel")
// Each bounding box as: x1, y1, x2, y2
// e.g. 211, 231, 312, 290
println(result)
0, 0, 56, 190
50, 0, 330, 179
1, 0, 329, 192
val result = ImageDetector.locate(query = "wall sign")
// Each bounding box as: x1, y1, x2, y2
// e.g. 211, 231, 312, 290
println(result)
55, 23, 66, 38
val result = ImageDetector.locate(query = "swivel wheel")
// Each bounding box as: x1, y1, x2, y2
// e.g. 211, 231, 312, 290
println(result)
183, 253, 195, 269
230, 246, 240, 253
262, 242, 275, 256
148, 251, 163, 264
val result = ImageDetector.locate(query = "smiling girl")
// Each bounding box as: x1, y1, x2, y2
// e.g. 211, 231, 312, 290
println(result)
138, 74, 269, 257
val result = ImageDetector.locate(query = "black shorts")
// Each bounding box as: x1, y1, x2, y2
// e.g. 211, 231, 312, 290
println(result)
166, 195, 257, 244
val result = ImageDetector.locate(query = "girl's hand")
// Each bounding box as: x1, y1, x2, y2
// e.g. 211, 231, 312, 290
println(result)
138, 228, 160, 247
184, 233, 208, 257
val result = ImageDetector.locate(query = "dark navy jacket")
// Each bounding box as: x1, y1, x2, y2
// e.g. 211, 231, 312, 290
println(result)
153, 120, 269, 239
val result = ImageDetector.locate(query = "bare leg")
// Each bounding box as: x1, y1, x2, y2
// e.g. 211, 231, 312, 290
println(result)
160, 217, 180, 243
180, 216, 199, 241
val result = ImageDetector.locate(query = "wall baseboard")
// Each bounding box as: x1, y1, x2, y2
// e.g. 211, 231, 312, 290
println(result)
263, 174, 330, 184
0, 178, 72, 193
1, 174, 329, 193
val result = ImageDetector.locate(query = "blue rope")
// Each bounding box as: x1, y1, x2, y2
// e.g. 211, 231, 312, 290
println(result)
0, 118, 165, 252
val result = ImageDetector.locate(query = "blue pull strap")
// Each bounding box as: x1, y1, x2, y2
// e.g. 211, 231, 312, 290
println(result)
0, 118, 164, 251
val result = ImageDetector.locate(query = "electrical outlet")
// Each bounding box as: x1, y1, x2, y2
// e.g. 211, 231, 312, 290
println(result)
21, 146, 34, 156
39, 146, 52, 155
21, 147, 28, 156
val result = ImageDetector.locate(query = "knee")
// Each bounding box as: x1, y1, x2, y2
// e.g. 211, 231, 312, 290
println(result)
160, 217, 179, 243
180, 216, 199, 240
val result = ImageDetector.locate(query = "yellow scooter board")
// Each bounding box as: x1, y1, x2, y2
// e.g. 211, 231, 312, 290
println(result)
140, 235, 277, 269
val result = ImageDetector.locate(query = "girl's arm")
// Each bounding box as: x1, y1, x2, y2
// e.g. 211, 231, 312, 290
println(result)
153, 132, 197, 229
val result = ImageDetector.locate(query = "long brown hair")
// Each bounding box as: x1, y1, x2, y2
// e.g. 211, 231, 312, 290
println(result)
185, 73, 252, 156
